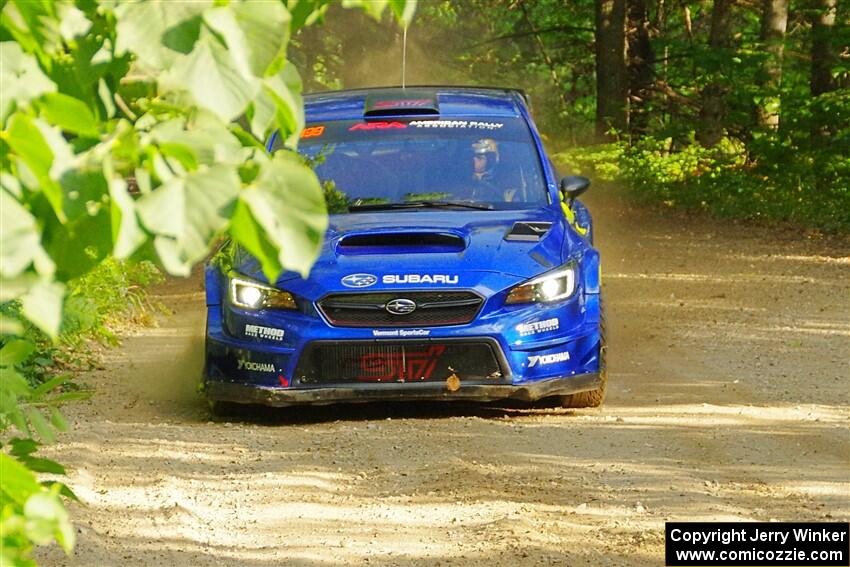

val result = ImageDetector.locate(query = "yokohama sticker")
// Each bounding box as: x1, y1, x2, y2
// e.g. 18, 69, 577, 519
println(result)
516, 318, 560, 336
244, 324, 284, 341
237, 360, 276, 372
528, 351, 570, 367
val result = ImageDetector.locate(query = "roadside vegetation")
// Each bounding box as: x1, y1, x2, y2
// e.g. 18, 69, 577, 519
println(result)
0, 259, 162, 564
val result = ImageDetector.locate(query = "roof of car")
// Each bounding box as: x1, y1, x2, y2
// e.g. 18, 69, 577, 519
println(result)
304, 86, 527, 122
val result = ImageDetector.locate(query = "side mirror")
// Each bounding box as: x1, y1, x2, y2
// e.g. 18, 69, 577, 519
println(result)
560, 175, 591, 202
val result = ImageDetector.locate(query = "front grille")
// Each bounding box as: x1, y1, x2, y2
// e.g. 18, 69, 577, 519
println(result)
318, 291, 484, 327
294, 341, 504, 385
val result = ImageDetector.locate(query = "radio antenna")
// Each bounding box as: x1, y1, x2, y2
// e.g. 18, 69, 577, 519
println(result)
402, 23, 408, 88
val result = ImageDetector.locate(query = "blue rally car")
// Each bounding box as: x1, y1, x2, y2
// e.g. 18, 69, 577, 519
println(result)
203, 87, 606, 413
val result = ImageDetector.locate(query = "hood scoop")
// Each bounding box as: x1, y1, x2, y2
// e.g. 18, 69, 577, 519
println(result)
337, 232, 466, 255
505, 222, 553, 242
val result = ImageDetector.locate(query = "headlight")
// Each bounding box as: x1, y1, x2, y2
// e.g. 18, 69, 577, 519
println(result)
505, 263, 577, 304
228, 273, 297, 310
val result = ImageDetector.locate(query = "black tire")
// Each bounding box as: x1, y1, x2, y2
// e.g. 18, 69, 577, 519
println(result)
558, 297, 608, 408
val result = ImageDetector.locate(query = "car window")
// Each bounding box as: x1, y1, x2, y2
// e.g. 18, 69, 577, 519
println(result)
276, 117, 548, 211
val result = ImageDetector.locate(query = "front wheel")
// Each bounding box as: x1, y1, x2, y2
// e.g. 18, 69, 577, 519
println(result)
558, 298, 607, 408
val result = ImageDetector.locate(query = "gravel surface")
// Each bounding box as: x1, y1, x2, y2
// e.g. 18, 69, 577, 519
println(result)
38, 187, 850, 566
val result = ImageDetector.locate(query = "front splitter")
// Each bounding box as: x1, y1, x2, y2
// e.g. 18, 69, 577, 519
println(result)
203, 372, 601, 407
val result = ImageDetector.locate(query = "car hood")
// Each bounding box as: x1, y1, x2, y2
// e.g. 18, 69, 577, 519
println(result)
236, 206, 584, 294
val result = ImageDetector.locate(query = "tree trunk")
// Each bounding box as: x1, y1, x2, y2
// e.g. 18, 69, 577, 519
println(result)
756, 0, 789, 129
810, 0, 839, 182
595, 0, 628, 140
697, 0, 734, 147
627, 0, 655, 137
811, 0, 837, 98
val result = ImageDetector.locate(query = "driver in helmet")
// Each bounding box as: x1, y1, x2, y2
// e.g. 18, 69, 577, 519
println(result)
471, 138, 499, 182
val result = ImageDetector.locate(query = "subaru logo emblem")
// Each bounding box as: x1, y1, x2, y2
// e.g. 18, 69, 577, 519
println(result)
386, 298, 417, 315
341, 273, 377, 288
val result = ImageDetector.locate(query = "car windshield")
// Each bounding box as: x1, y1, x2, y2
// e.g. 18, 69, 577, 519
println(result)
288, 117, 549, 212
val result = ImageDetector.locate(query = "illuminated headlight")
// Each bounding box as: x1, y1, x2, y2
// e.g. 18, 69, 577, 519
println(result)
228, 273, 296, 311
505, 264, 577, 304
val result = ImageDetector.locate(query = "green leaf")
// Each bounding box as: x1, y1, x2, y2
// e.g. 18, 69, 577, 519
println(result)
49, 391, 92, 403
151, 114, 245, 167
5, 113, 55, 184
343, 0, 389, 20
161, 30, 259, 122
24, 488, 75, 553
288, 0, 333, 31
25, 408, 55, 443
0, 452, 41, 506
30, 374, 68, 398
49, 407, 68, 432
114, 1, 211, 70
0, 365, 32, 396
38, 93, 99, 137
137, 165, 240, 275
256, 63, 304, 147
20, 280, 65, 339
22, 455, 65, 475
97, 79, 116, 119
0, 339, 35, 366
203, 3, 291, 79
0, 41, 56, 121
234, 153, 327, 279
229, 198, 283, 281
44, 202, 113, 281
42, 480, 78, 502
0, 191, 45, 278
56, 165, 109, 223
4, 114, 69, 220
56, 2, 92, 41
8, 438, 38, 458
388, 0, 418, 25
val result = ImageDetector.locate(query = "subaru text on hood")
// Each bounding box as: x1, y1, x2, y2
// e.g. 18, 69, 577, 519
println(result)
203, 87, 606, 414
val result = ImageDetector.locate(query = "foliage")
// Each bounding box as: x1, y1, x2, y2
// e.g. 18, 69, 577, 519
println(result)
0, 257, 163, 565
1, 0, 416, 562
557, 128, 850, 230
0, 338, 76, 566
62, 258, 164, 347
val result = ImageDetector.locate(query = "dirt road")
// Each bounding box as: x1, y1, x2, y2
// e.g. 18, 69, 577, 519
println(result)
38, 188, 850, 566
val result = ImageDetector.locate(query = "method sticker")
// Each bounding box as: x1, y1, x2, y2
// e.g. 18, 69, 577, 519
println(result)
244, 324, 285, 341
516, 318, 560, 337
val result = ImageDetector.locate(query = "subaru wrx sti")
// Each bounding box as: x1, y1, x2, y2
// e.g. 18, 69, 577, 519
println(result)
203, 87, 606, 413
